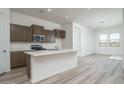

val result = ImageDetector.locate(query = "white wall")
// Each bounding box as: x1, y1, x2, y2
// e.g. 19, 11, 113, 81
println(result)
10, 11, 61, 30
94, 24, 124, 55
62, 22, 94, 57
123, 9, 124, 67
10, 11, 62, 51
62, 22, 73, 49
73, 22, 94, 56
0, 8, 10, 72
81, 25, 94, 56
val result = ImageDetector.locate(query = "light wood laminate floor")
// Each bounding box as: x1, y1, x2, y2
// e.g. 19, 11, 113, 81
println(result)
0, 54, 124, 84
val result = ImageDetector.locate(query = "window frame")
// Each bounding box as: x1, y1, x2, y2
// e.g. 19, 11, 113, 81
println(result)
99, 34, 108, 47
109, 33, 120, 47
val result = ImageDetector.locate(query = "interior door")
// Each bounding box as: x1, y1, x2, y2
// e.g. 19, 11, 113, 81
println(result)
73, 27, 81, 56
0, 14, 6, 74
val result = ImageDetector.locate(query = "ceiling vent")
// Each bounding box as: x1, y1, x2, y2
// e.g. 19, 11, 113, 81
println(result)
40, 10, 44, 13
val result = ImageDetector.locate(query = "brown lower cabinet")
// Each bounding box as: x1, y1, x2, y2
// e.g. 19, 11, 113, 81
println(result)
11, 51, 26, 69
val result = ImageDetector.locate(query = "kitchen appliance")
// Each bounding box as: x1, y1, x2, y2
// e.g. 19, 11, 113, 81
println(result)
33, 35, 46, 42
31, 45, 46, 50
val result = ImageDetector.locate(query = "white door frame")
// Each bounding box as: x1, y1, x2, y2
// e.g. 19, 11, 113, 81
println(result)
73, 27, 81, 57
0, 9, 10, 74
0, 13, 6, 74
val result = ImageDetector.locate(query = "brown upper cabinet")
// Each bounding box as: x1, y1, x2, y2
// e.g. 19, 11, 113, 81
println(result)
10, 24, 65, 43
54, 29, 66, 38
44, 29, 56, 43
10, 24, 32, 42
31, 24, 44, 35
24, 27, 32, 42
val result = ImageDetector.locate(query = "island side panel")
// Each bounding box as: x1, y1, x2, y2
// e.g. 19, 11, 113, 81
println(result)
25, 54, 31, 78
30, 51, 78, 83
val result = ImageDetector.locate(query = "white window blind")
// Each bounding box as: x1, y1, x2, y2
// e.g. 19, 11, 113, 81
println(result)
99, 34, 108, 47
109, 33, 120, 47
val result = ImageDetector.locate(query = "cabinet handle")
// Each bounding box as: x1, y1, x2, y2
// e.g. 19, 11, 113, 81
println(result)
0, 50, 6, 52
3, 50, 7, 52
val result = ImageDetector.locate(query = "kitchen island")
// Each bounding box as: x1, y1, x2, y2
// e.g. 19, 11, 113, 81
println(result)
25, 49, 78, 83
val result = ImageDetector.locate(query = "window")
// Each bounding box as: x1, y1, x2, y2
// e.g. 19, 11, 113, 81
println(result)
99, 34, 108, 47
109, 33, 120, 47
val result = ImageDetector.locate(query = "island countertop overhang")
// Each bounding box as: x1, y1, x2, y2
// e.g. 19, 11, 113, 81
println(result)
24, 49, 77, 57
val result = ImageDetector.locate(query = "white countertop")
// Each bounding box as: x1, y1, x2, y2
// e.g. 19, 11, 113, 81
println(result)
10, 49, 32, 52
10, 48, 57, 52
24, 49, 77, 56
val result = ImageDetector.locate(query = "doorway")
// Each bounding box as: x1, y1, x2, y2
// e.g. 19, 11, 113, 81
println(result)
73, 27, 81, 57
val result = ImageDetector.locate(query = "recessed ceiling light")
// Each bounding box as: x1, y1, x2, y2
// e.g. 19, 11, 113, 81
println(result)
48, 8, 51, 12
99, 21, 104, 24
66, 16, 69, 19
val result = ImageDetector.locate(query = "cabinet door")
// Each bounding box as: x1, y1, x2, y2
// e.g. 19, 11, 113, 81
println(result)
61, 31, 65, 38
10, 24, 25, 42
31, 25, 44, 35
54, 29, 65, 38
24, 27, 32, 42
11, 51, 26, 68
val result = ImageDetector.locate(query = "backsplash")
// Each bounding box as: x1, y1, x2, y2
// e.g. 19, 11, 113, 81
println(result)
10, 39, 62, 52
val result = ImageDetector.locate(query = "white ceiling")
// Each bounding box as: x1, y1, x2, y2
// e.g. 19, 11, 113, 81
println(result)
11, 8, 123, 29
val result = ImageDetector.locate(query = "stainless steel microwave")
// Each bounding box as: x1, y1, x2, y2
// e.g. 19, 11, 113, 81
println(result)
33, 35, 46, 42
